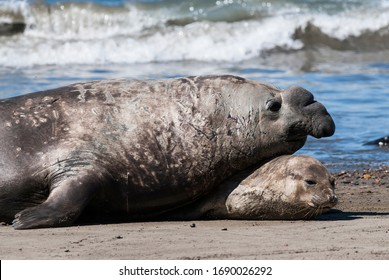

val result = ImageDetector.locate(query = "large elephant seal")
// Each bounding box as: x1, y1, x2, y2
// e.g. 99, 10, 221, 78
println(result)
164, 155, 337, 220
0, 75, 335, 229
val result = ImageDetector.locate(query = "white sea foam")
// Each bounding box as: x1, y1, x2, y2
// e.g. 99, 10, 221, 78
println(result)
0, 0, 388, 67
312, 8, 389, 39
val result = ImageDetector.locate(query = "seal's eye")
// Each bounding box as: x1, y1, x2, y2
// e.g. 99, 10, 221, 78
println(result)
266, 100, 281, 112
305, 180, 317, 186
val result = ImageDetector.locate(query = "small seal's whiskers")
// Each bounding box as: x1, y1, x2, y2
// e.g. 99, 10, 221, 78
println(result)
291, 204, 311, 218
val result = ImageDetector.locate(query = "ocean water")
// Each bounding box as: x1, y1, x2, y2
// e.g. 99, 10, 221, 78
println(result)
0, 0, 388, 171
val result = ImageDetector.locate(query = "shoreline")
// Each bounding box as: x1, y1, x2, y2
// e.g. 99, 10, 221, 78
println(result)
1, 167, 389, 260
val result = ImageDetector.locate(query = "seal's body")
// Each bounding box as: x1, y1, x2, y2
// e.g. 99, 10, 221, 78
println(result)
167, 155, 337, 220
0, 75, 335, 229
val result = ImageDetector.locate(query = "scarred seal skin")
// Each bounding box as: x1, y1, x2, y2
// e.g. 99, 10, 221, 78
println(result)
0, 75, 335, 229
169, 155, 337, 220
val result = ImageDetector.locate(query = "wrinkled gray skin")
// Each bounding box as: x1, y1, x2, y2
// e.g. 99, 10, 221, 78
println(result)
163, 155, 337, 220
0, 75, 335, 229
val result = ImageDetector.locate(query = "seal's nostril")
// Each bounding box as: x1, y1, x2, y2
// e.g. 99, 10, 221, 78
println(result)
330, 195, 338, 204
304, 99, 316, 107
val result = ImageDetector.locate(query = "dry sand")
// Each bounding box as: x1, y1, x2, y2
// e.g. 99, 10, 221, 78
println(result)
1, 167, 389, 260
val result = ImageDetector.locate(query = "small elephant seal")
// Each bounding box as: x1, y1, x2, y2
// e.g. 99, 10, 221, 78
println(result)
0, 75, 335, 229
364, 136, 389, 146
165, 155, 337, 220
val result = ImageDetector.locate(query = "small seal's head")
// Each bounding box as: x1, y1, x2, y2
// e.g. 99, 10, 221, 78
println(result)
281, 155, 337, 219
225, 155, 337, 220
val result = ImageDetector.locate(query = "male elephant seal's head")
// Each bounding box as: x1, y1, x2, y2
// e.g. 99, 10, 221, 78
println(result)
254, 84, 335, 160
225, 155, 337, 220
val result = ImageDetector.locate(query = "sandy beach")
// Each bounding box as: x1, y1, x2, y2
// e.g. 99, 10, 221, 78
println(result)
1, 167, 388, 260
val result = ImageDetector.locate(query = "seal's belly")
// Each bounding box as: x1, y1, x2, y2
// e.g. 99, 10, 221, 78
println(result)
116, 163, 218, 215
86, 175, 214, 217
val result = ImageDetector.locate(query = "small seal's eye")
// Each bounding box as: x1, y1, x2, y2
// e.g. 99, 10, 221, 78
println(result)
305, 180, 317, 186
266, 100, 281, 112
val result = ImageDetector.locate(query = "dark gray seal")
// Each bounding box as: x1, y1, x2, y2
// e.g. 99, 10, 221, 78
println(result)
164, 155, 337, 220
0, 75, 335, 229
364, 136, 389, 146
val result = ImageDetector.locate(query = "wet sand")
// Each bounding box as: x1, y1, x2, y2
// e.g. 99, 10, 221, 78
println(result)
1, 167, 389, 260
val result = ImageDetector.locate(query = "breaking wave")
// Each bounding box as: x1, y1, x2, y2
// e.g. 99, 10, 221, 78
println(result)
1, 0, 389, 67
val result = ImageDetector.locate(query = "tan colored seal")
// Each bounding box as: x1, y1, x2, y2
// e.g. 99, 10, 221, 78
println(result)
166, 155, 337, 220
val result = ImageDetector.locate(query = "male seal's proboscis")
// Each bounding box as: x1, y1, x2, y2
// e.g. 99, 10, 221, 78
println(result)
0, 75, 335, 229
163, 155, 337, 220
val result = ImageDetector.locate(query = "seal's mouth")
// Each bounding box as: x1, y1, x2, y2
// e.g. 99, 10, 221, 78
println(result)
307, 202, 315, 208
285, 128, 308, 144
307, 202, 337, 210
286, 135, 307, 143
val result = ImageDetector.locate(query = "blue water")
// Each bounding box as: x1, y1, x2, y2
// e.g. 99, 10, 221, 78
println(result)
1, 0, 389, 171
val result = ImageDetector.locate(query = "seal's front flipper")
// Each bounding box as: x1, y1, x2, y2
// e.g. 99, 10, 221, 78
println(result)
12, 202, 78, 230
12, 170, 103, 230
